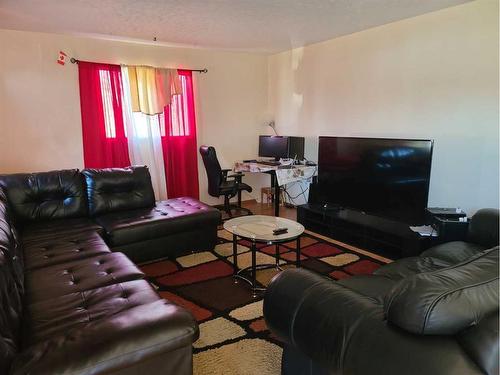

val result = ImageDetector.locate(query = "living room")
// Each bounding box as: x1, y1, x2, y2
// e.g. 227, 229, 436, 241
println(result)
0, 0, 498, 374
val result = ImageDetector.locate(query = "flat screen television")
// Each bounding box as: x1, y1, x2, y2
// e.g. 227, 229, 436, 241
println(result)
317, 136, 433, 224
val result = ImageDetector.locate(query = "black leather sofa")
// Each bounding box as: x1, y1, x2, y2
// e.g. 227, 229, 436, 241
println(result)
264, 208, 499, 375
0, 166, 221, 374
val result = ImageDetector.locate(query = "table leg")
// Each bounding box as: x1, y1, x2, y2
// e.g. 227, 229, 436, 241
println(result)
251, 241, 257, 297
296, 237, 301, 268
233, 234, 238, 282
275, 244, 279, 267
273, 173, 280, 217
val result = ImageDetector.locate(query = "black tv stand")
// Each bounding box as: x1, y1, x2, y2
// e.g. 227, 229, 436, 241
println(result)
297, 203, 432, 258
321, 203, 343, 211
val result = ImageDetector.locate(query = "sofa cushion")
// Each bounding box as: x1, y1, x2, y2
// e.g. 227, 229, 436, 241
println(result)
26, 252, 144, 303
82, 166, 155, 217
0, 169, 87, 223
10, 299, 198, 375
24, 280, 160, 345
21, 217, 103, 243
385, 247, 499, 335
95, 198, 221, 247
23, 231, 110, 271
420, 241, 487, 265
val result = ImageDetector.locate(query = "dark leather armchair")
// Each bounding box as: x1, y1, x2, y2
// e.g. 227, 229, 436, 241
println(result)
199, 145, 252, 218
264, 208, 500, 375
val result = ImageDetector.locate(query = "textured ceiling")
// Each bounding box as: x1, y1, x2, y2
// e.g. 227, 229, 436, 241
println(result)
0, 0, 471, 54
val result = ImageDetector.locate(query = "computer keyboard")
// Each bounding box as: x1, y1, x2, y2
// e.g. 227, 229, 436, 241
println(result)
257, 160, 281, 166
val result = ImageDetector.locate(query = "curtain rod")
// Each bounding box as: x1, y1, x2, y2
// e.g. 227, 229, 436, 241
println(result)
69, 58, 208, 73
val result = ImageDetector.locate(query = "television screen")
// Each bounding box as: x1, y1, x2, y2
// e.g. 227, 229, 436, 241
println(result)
259, 136, 290, 159
317, 136, 433, 224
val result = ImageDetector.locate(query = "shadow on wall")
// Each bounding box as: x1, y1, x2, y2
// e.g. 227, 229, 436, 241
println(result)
273, 47, 304, 137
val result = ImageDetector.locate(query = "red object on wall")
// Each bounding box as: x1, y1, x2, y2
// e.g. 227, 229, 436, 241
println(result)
57, 50, 67, 65
161, 70, 200, 199
77, 61, 130, 168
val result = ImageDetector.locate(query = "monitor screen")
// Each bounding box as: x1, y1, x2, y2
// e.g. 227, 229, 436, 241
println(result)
317, 136, 433, 224
259, 136, 289, 159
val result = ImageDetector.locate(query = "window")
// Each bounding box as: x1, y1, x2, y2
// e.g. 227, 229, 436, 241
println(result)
99, 69, 117, 138
99, 72, 191, 139
161, 76, 191, 137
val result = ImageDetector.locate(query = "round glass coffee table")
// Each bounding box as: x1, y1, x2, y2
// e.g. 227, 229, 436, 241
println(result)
224, 215, 305, 297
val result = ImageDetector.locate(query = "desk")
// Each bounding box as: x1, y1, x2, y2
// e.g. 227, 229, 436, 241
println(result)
234, 162, 316, 216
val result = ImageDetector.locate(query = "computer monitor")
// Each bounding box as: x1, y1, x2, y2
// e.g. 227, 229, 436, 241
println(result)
258, 135, 305, 160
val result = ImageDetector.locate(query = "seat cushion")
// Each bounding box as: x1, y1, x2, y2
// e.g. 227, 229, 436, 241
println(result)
420, 241, 487, 265
21, 218, 103, 243
11, 299, 198, 375
26, 252, 144, 303
0, 169, 87, 223
24, 279, 160, 346
23, 231, 111, 271
95, 198, 221, 247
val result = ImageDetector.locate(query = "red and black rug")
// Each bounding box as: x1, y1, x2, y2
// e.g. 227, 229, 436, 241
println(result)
139, 229, 391, 375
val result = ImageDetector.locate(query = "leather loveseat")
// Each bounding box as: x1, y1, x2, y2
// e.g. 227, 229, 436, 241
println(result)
0, 166, 221, 374
264, 208, 499, 375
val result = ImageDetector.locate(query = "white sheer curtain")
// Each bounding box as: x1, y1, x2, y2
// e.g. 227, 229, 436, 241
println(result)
121, 66, 168, 200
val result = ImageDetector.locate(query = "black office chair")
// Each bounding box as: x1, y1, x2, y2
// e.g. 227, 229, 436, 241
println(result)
199, 145, 253, 219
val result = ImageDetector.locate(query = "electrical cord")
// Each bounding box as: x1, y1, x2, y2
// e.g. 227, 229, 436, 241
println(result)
281, 165, 317, 206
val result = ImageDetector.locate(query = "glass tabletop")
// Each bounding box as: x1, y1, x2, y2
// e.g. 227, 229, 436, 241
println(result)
223, 215, 304, 243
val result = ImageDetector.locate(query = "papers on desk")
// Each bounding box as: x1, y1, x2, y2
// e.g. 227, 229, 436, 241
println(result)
275, 165, 316, 186
409, 225, 438, 237
233, 161, 317, 186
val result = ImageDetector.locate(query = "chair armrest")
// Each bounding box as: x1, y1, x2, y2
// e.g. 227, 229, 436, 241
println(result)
263, 269, 382, 368
228, 172, 244, 182
11, 300, 199, 374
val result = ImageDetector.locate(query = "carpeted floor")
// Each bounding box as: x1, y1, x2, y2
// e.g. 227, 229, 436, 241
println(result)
139, 229, 392, 375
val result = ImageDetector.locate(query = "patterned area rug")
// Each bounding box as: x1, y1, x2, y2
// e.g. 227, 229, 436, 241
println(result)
139, 229, 391, 375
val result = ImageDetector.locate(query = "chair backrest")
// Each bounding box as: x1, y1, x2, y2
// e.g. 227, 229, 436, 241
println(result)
385, 246, 499, 336
199, 146, 222, 197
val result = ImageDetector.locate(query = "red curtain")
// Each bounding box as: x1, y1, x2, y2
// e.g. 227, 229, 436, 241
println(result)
161, 70, 200, 199
78, 61, 130, 168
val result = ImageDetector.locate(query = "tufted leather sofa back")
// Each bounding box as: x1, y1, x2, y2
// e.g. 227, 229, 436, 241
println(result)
0, 188, 24, 373
0, 169, 87, 223
467, 208, 499, 249
385, 247, 499, 335
82, 166, 155, 217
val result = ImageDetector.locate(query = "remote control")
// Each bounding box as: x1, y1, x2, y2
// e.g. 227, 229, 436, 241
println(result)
273, 227, 288, 235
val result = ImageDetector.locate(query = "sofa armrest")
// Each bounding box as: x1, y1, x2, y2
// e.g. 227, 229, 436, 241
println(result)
11, 300, 199, 374
263, 269, 383, 369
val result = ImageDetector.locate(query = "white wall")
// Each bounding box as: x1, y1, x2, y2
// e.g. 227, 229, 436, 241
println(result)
1, 0, 498, 213
268, 0, 499, 215
0, 30, 269, 204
